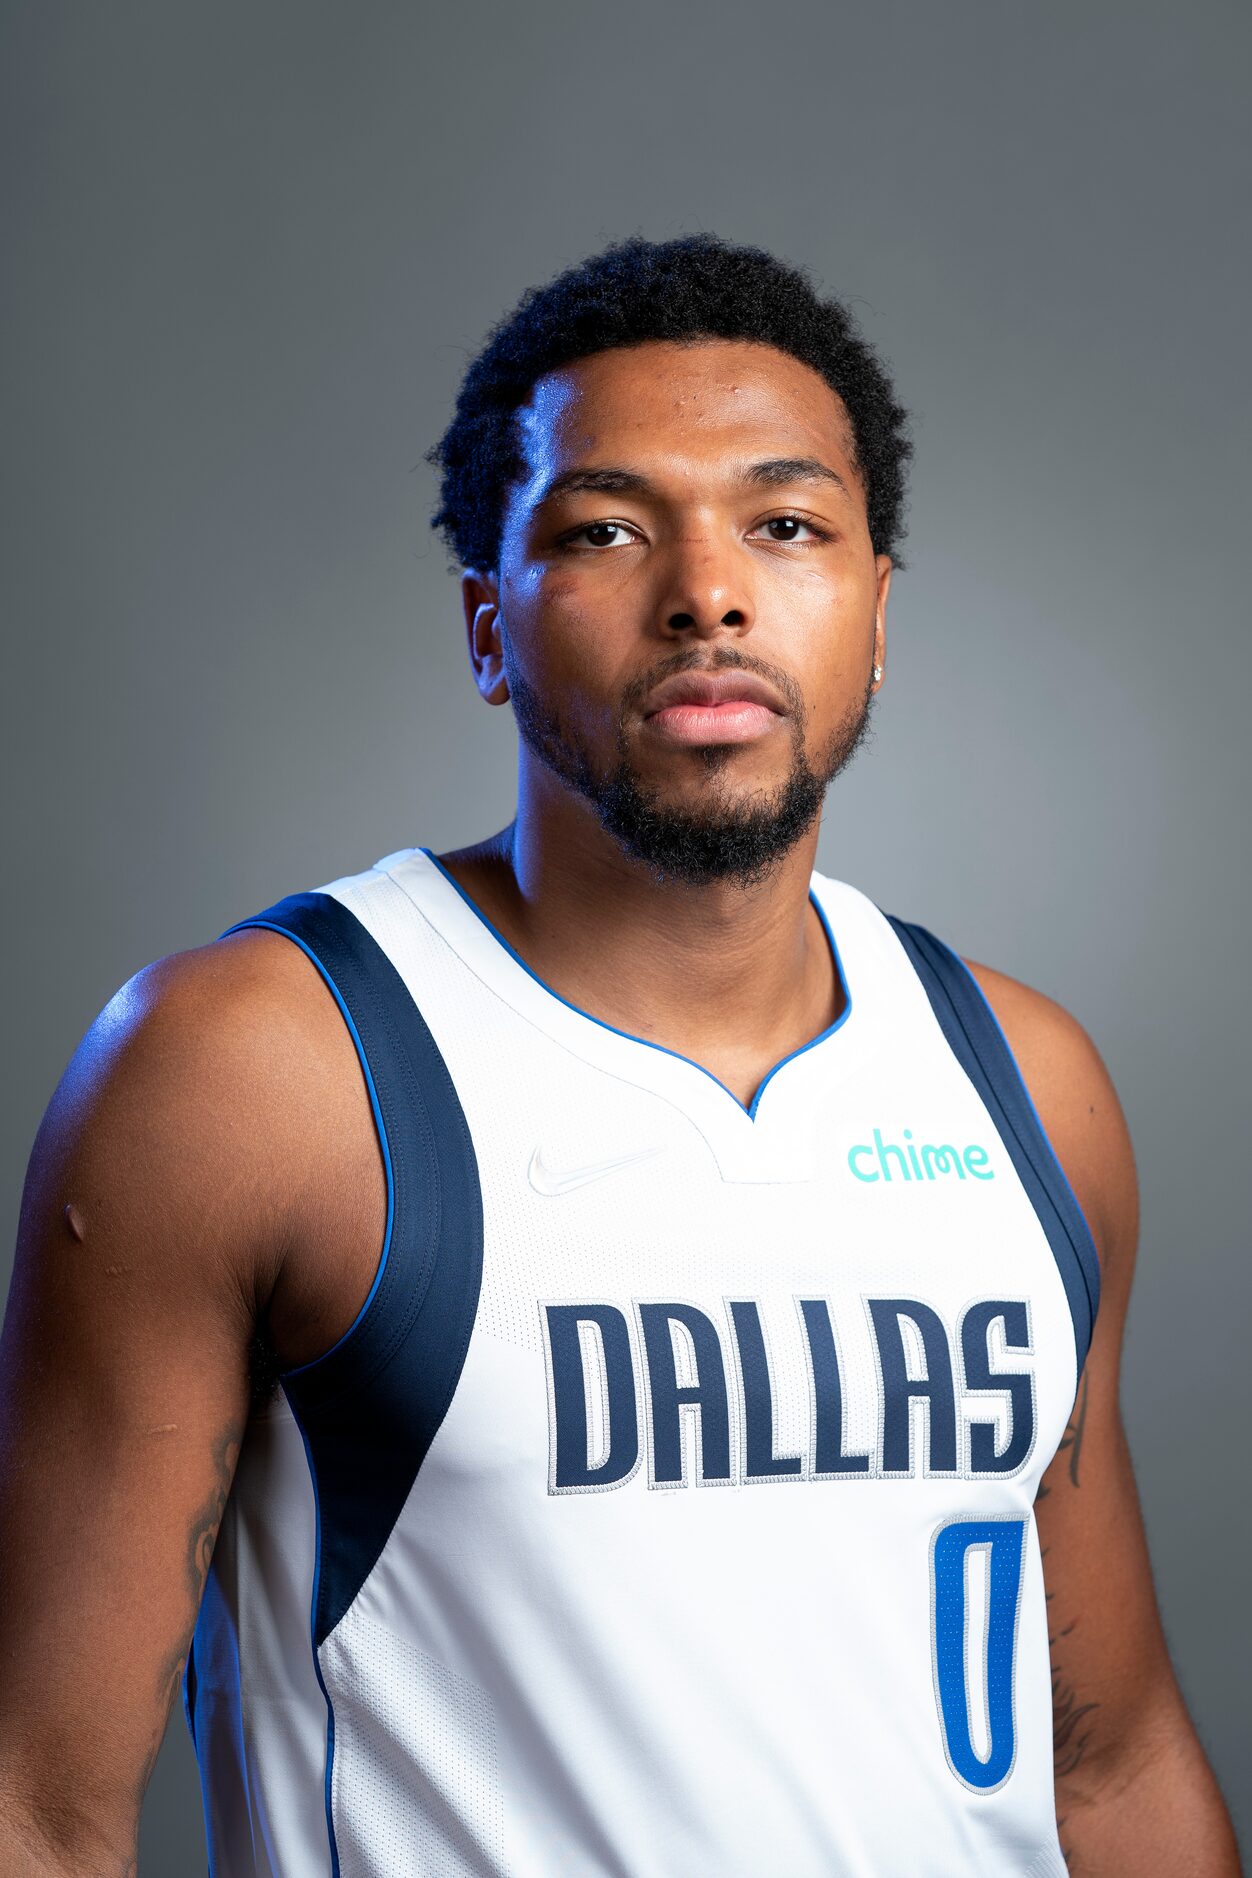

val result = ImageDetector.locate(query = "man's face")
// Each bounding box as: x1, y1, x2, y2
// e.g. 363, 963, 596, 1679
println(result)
467, 338, 892, 884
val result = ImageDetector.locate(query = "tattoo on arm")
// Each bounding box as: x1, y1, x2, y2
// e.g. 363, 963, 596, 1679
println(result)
1036, 1371, 1090, 1501
1057, 1371, 1090, 1489
124, 1421, 243, 1870
1037, 1374, 1098, 1868
1046, 1577, 1100, 1870
1051, 1627, 1100, 1779
1055, 1813, 1079, 1874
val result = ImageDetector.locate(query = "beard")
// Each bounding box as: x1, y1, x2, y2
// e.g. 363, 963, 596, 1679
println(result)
505, 644, 876, 889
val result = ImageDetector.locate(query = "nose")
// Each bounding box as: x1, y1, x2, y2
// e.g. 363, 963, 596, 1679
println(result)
655, 529, 754, 640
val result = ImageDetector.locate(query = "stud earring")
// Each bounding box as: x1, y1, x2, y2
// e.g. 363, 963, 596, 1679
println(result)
873, 664, 883, 682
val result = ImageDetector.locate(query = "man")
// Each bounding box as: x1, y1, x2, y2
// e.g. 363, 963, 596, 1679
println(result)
0, 235, 1238, 1877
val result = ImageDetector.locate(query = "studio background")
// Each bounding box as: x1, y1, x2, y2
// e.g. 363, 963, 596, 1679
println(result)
3, 2, 1248, 1869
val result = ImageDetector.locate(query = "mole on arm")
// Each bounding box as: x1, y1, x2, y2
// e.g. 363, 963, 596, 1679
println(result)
63, 1202, 86, 1243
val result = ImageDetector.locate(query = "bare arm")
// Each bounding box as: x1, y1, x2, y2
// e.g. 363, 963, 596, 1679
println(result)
970, 961, 1240, 1876
0, 932, 383, 1875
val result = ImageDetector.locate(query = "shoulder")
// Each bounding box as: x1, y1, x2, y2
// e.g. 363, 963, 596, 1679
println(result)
62, 924, 352, 1123
30, 924, 369, 1296
962, 956, 1138, 1283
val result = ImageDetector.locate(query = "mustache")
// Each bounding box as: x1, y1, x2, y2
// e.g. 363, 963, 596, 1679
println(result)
616, 646, 807, 727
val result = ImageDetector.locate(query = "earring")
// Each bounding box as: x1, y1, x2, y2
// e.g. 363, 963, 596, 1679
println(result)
873, 664, 883, 682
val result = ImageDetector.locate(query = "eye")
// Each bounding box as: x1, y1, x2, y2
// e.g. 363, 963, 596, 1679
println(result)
752, 514, 827, 543
563, 520, 639, 549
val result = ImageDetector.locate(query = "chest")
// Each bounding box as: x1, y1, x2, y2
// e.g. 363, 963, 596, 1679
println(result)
434, 1011, 1077, 1504
326, 853, 1091, 1515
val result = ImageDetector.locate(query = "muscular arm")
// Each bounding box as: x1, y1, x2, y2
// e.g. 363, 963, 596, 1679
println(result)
969, 961, 1240, 1876
0, 933, 383, 1876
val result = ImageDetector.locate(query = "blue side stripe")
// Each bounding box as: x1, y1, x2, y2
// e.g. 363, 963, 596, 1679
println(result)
220, 890, 484, 1878
181, 1639, 197, 1748
220, 919, 397, 1374
219, 903, 394, 1878
887, 916, 1101, 1384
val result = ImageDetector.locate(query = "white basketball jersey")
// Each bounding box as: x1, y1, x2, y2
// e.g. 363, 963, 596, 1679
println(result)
185, 846, 1099, 1877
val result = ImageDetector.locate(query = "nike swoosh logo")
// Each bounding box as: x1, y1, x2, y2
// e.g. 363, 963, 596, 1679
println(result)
528, 1143, 663, 1196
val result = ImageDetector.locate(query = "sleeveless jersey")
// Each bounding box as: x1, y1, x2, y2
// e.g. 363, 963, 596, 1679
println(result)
185, 845, 1099, 1877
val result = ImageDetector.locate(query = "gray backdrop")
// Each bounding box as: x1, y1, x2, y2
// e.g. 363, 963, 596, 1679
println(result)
3, 2, 1248, 1869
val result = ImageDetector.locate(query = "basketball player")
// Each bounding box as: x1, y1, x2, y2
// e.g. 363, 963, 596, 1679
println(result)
0, 236, 1239, 1876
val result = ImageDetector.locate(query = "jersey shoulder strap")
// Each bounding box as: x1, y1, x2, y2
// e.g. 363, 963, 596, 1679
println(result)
222, 885, 484, 1645
886, 913, 1102, 1381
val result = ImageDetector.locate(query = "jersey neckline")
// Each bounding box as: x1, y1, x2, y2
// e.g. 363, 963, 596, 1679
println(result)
417, 846, 855, 1126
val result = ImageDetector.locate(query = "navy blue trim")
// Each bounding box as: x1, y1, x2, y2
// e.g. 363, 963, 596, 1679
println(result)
227, 916, 397, 1372
181, 1639, 197, 1748
421, 848, 853, 1119
886, 916, 1101, 1381
222, 891, 484, 1873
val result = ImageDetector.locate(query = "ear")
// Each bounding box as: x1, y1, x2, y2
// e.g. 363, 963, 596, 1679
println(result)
461, 569, 510, 706
871, 554, 892, 691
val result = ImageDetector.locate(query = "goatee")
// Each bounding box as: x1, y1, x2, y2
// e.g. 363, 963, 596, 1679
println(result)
505, 646, 876, 889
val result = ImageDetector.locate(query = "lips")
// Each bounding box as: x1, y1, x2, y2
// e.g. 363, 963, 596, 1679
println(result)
641, 669, 787, 718
639, 667, 787, 748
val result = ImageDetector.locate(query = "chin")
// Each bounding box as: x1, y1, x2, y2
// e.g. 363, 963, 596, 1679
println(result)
640, 744, 787, 796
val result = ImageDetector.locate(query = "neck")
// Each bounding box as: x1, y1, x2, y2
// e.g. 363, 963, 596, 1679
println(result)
436, 759, 841, 1108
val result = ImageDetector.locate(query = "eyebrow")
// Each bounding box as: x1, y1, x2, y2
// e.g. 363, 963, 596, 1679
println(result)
535, 456, 852, 508
743, 456, 851, 497
538, 466, 653, 504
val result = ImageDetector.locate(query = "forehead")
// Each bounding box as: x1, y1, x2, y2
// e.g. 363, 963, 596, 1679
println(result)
513, 339, 859, 490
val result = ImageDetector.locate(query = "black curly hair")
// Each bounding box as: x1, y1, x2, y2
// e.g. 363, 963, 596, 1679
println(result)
429, 233, 912, 573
